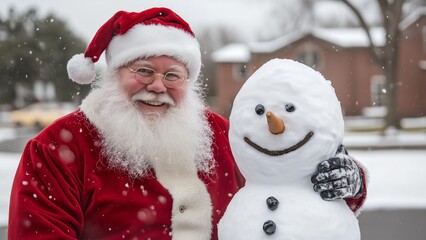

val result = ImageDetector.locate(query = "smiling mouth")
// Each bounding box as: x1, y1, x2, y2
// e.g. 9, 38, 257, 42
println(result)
137, 100, 166, 107
244, 131, 314, 156
145, 101, 163, 106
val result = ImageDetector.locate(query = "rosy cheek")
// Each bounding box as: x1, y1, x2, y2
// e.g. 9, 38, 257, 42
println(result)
126, 81, 144, 93
170, 88, 187, 105
118, 75, 144, 96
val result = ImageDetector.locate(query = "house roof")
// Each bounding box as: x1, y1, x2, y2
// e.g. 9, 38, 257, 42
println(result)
399, 6, 426, 30
212, 7, 426, 63
312, 28, 385, 48
212, 28, 386, 62
211, 43, 251, 63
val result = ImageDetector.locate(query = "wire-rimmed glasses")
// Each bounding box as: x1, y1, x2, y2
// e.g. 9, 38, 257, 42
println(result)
128, 66, 189, 89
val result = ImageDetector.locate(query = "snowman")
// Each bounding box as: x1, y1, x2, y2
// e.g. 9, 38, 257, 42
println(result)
218, 59, 360, 240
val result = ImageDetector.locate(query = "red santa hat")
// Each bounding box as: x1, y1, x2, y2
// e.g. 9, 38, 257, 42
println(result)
67, 7, 201, 85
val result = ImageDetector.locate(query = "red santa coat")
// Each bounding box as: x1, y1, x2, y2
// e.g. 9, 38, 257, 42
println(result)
8, 109, 244, 239
8, 110, 366, 240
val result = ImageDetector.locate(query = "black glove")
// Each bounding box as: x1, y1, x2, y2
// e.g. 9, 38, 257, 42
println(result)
311, 145, 363, 201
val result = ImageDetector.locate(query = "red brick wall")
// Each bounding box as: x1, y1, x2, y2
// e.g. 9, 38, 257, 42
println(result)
398, 16, 426, 118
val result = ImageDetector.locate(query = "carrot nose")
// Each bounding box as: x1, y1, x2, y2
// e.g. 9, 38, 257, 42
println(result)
266, 111, 285, 134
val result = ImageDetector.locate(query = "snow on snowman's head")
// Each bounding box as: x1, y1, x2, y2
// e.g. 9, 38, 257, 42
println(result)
229, 58, 344, 184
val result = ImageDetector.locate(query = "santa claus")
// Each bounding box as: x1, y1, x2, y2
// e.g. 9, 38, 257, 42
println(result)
8, 7, 367, 240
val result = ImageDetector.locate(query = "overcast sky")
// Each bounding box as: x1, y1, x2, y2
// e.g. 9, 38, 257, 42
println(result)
1, 0, 385, 42
1, 0, 279, 42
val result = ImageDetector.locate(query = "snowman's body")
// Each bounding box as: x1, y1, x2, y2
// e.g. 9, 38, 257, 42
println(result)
219, 184, 360, 240
218, 59, 360, 240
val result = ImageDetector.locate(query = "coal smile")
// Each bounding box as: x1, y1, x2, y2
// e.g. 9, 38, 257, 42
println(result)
244, 131, 314, 156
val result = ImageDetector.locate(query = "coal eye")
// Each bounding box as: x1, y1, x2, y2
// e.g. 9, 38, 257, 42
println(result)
285, 103, 296, 112
255, 104, 265, 115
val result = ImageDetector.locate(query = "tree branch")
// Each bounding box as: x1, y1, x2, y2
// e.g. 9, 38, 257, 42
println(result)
340, 0, 384, 65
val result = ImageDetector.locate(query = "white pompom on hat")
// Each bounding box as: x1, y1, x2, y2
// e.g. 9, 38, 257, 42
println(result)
67, 7, 201, 85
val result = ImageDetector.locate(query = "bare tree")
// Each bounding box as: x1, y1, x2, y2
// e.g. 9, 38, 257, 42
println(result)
340, 0, 405, 130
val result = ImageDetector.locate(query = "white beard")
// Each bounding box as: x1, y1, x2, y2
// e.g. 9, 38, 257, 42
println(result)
81, 71, 214, 179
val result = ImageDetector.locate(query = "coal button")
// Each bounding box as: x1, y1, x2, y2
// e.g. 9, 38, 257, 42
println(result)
263, 220, 276, 235
266, 196, 279, 210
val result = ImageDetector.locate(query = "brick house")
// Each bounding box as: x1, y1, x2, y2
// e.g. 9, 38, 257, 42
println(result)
211, 8, 426, 120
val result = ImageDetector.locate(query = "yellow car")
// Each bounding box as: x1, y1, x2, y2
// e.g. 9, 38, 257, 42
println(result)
10, 102, 77, 128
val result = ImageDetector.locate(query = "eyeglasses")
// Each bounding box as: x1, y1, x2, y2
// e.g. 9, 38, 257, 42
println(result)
128, 66, 189, 89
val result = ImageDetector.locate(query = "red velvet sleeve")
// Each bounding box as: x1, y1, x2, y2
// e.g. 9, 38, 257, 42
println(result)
8, 138, 84, 239
205, 110, 245, 189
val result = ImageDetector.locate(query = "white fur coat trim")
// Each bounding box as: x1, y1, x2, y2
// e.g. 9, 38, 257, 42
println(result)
154, 163, 213, 240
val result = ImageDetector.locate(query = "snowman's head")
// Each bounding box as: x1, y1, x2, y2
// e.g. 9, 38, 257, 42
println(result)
229, 59, 344, 184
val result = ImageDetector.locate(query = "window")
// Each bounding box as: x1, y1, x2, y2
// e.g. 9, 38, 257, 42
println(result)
232, 63, 248, 80
296, 44, 322, 70
370, 75, 386, 106
422, 26, 426, 52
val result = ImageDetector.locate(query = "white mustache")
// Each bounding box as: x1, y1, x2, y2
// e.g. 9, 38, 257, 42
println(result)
131, 91, 175, 106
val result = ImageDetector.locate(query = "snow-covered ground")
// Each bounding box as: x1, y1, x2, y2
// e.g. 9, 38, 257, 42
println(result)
0, 152, 20, 227
0, 127, 426, 227
344, 130, 426, 148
